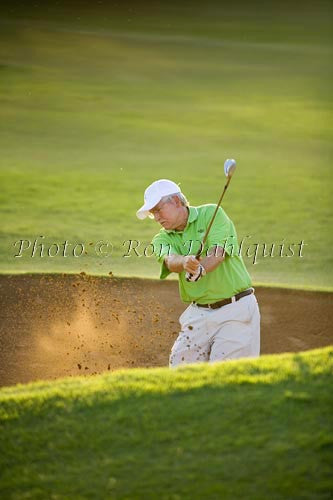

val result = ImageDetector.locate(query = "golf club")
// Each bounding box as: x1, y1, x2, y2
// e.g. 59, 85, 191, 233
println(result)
186, 158, 237, 281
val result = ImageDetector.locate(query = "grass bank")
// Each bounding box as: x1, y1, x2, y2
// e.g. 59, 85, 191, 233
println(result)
1, 347, 332, 499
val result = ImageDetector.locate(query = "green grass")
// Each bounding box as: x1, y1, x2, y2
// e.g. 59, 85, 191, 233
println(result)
0, 347, 332, 499
0, 1, 332, 287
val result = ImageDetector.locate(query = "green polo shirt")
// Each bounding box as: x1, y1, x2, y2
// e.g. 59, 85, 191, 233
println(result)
152, 204, 252, 304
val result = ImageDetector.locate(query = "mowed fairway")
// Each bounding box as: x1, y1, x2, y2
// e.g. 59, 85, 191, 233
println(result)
0, 1, 332, 287
0, 347, 332, 499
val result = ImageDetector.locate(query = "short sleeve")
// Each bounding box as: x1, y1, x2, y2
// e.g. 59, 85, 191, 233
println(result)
206, 206, 236, 256
152, 234, 177, 280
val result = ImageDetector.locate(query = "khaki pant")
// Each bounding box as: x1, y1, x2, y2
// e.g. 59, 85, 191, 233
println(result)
169, 293, 260, 367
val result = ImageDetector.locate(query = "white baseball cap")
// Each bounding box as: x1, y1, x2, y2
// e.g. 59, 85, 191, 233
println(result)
136, 179, 181, 219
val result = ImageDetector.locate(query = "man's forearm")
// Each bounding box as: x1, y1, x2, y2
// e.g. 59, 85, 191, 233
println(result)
200, 245, 225, 273
164, 255, 185, 273
165, 247, 225, 275
199, 253, 224, 273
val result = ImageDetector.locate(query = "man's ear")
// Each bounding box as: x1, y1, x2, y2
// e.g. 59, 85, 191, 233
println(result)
172, 195, 182, 207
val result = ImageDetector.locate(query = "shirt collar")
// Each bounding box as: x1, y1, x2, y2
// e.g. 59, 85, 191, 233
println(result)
165, 206, 198, 234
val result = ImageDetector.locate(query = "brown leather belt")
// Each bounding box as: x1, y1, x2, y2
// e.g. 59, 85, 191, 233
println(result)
194, 288, 254, 309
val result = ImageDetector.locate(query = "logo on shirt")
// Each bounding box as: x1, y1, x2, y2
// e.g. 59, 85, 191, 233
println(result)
198, 228, 205, 233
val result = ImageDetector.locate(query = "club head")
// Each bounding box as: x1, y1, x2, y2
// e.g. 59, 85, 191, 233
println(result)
224, 158, 237, 178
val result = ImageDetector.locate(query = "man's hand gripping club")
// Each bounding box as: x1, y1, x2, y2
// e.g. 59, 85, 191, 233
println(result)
164, 254, 206, 282
184, 256, 206, 282
165, 248, 224, 283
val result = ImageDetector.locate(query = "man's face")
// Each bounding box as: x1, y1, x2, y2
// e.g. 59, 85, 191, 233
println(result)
149, 196, 184, 230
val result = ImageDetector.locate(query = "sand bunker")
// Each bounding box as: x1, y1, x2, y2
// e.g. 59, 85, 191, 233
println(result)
0, 274, 332, 387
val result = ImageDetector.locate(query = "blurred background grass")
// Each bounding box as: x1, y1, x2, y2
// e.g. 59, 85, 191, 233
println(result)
0, 0, 332, 287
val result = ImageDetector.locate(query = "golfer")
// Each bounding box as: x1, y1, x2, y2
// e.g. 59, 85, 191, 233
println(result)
136, 179, 260, 367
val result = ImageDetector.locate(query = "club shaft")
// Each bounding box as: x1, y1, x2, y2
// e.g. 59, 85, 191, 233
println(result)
195, 177, 232, 260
